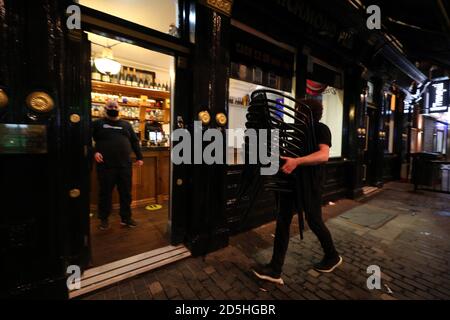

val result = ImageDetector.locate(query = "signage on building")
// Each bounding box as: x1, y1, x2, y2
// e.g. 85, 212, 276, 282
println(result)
230, 27, 294, 78
427, 79, 449, 113
201, 0, 233, 16
274, 0, 354, 48
230, 27, 295, 91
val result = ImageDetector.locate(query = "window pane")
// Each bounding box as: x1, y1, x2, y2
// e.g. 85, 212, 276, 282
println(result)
306, 82, 344, 158
79, 0, 179, 37
228, 78, 295, 165
321, 87, 344, 158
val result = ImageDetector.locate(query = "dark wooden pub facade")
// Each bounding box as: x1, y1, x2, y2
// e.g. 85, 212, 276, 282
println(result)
0, 0, 410, 299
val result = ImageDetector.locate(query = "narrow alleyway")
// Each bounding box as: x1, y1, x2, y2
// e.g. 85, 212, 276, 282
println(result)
83, 182, 450, 300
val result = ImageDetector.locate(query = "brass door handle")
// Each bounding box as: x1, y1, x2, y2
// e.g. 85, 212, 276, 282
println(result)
198, 110, 211, 125
26, 91, 54, 113
0, 89, 8, 109
215, 113, 227, 126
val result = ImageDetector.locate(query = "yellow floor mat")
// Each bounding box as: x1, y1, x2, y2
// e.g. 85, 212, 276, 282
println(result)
145, 204, 163, 211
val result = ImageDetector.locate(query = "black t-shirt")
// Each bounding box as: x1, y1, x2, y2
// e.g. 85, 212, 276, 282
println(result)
315, 122, 332, 149
92, 118, 143, 168
291, 122, 332, 205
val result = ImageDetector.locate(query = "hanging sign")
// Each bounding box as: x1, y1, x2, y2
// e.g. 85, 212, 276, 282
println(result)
427, 79, 449, 113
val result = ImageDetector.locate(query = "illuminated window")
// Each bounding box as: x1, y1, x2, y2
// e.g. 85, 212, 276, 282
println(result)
306, 80, 343, 158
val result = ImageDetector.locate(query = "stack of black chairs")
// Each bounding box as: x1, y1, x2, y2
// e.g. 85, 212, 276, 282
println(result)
244, 89, 317, 193
236, 89, 317, 234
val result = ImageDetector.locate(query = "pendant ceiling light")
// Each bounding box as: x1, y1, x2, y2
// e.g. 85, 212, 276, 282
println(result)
94, 47, 121, 75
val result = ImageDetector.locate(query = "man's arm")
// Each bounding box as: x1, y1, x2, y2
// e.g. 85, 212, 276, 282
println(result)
92, 120, 104, 163
296, 144, 330, 166
281, 144, 330, 174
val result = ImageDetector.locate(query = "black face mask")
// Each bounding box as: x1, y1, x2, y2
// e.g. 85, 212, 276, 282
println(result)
106, 109, 119, 118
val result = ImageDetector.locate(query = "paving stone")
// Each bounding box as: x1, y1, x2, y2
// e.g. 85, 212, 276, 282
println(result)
307, 269, 321, 278
82, 182, 450, 301
203, 266, 216, 275
148, 281, 163, 295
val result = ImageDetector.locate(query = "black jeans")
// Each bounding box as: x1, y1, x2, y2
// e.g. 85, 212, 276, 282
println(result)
270, 191, 338, 274
97, 165, 132, 221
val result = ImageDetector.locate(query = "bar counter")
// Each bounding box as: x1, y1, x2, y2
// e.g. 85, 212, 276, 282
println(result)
90, 146, 170, 209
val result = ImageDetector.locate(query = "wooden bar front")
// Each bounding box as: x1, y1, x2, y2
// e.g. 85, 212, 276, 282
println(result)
90, 147, 170, 210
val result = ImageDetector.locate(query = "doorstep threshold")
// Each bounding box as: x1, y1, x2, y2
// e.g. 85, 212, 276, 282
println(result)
69, 244, 191, 299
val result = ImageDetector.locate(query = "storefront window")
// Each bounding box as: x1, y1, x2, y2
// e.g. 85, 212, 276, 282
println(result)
227, 26, 296, 165
305, 80, 344, 158
228, 78, 295, 164
422, 116, 448, 155
79, 0, 180, 37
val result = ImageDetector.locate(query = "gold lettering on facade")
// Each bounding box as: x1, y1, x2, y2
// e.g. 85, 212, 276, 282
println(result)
204, 0, 233, 16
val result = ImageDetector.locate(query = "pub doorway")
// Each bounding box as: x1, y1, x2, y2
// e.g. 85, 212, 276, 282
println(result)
68, 25, 191, 297
87, 32, 173, 267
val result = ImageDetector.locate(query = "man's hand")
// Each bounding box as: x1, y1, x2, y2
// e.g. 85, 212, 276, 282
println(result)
136, 160, 144, 166
280, 156, 299, 174
94, 152, 104, 163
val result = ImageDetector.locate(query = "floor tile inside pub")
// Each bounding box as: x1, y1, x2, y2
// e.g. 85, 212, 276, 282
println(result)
82, 182, 450, 300
90, 202, 170, 267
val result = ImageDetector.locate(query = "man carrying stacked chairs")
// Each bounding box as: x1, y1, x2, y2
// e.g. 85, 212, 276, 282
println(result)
242, 89, 343, 285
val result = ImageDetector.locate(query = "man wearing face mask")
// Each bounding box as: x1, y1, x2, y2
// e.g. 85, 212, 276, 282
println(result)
92, 100, 144, 230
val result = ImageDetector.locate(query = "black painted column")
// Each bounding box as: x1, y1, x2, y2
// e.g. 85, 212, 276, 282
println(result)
372, 77, 385, 187
0, 0, 71, 298
186, 3, 231, 256
393, 92, 405, 180
343, 66, 365, 198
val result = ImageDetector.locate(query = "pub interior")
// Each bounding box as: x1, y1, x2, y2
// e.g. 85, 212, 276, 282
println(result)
86, 32, 174, 267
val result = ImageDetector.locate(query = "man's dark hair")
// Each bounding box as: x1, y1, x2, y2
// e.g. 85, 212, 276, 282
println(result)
300, 99, 323, 122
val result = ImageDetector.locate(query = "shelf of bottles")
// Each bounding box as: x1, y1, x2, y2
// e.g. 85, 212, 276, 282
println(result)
91, 62, 170, 137
91, 94, 166, 134
91, 92, 165, 109
92, 62, 170, 92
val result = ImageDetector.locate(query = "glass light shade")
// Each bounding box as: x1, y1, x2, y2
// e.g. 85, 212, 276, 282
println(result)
94, 48, 121, 75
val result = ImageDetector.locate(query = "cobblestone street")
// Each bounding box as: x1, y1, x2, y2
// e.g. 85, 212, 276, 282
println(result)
83, 182, 450, 300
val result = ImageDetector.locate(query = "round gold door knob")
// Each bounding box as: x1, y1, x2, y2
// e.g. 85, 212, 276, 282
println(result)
69, 189, 81, 198
176, 179, 183, 186
70, 114, 81, 123
198, 110, 211, 125
0, 89, 8, 108
26, 91, 54, 113
215, 113, 227, 126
